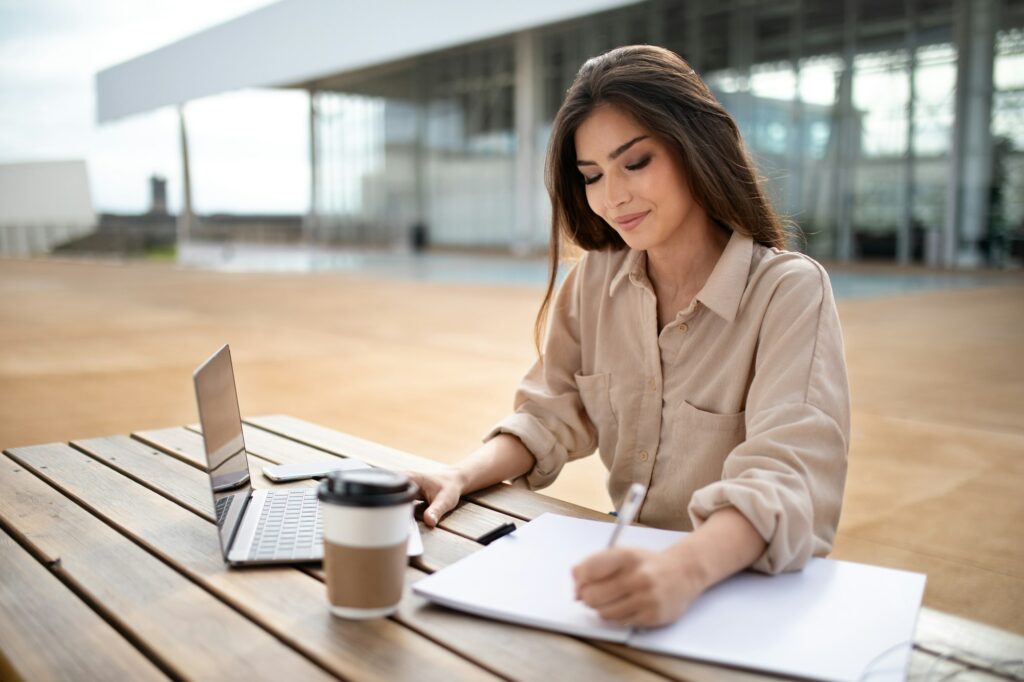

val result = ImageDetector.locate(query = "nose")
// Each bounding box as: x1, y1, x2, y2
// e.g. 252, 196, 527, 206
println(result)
603, 172, 630, 209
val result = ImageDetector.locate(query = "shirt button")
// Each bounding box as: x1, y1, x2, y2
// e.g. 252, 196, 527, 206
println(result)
678, 322, 689, 333
638, 450, 649, 462
648, 378, 657, 390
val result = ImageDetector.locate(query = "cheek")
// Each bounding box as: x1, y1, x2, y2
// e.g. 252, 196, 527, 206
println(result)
583, 185, 603, 216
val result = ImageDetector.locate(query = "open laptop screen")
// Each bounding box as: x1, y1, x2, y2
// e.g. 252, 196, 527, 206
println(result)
193, 344, 252, 556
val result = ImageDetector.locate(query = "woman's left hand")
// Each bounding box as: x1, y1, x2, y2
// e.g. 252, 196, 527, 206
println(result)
571, 545, 707, 628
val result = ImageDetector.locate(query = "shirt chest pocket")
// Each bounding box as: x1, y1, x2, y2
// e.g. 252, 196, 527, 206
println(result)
667, 400, 746, 478
573, 372, 619, 457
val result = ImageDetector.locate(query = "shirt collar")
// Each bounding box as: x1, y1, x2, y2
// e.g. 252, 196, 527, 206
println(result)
695, 229, 753, 323
608, 230, 754, 323
608, 248, 647, 296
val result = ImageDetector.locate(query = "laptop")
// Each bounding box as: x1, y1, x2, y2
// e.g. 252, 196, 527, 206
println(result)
193, 344, 422, 566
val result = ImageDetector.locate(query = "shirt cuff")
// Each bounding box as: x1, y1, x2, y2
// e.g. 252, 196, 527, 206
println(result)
483, 412, 568, 490
687, 477, 815, 574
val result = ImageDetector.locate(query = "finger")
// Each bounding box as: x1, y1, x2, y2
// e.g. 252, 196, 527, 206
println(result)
423, 490, 457, 527
596, 593, 647, 624
578, 574, 634, 609
572, 548, 634, 589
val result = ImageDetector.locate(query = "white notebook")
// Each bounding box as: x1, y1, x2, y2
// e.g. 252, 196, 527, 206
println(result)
413, 513, 926, 682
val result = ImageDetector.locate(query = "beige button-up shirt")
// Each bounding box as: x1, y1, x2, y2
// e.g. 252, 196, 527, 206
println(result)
488, 230, 850, 573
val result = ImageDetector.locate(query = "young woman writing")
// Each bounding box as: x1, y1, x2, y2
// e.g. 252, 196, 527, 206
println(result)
407, 45, 850, 628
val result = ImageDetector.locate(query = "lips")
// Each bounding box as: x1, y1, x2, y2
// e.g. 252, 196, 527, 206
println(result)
613, 211, 650, 231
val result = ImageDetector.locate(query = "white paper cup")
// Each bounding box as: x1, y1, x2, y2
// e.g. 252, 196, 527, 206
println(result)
318, 469, 418, 619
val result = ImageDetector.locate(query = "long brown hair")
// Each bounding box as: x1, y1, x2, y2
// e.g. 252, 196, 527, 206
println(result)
536, 45, 789, 349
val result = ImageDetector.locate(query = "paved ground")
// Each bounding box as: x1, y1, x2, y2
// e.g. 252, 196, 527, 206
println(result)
1, 256, 1022, 634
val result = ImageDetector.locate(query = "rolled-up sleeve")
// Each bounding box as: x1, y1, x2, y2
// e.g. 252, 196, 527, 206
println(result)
688, 258, 851, 574
484, 259, 598, 489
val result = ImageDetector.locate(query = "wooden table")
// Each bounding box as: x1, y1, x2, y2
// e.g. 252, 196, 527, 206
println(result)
2, 415, 1022, 681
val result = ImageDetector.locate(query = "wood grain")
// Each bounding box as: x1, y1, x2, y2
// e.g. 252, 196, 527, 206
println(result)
0, 525, 168, 682
399, 567, 672, 682
916, 607, 1024, 673
246, 414, 609, 521
0, 454, 335, 681
71, 434, 215, 520
246, 414, 447, 472
5, 417, 1010, 681
101, 429, 684, 679
245, 416, 1016, 679
467, 481, 611, 522
133, 426, 208, 469
4, 443, 495, 682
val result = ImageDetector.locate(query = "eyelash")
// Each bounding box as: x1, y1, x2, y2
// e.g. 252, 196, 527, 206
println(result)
583, 155, 652, 186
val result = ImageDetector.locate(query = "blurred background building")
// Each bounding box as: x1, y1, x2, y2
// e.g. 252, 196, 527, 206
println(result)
95, 0, 1024, 267
0, 161, 96, 256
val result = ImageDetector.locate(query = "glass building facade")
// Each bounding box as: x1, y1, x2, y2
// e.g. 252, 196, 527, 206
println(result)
302, 0, 1024, 267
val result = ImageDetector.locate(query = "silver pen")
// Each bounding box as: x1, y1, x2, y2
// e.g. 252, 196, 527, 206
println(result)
607, 483, 647, 548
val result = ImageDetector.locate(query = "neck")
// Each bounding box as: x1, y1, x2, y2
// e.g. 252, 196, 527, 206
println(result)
646, 214, 730, 300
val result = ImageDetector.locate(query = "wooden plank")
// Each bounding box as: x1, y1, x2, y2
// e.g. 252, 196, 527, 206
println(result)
136, 419, 1015, 679
246, 413, 609, 521
436, 501, 522, 540
300, 564, 673, 682
115, 427, 688, 680
0, 455, 336, 681
907, 648, 1006, 680
242, 423, 358, 467
467, 482, 612, 523
915, 607, 1024, 673
399, 568, 672, 682
414, 522, 483, 574
172, 423, 528, 542
71, 434, 215, 521
4, 443, 496, 682
133, 426, 207, 469
0, 526, 168, 682
246, 414, 446, 472
131, 427, 310, 493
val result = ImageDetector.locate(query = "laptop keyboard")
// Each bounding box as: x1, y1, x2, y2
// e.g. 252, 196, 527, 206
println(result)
248, 488, 322, 561
214, 496, 232, 528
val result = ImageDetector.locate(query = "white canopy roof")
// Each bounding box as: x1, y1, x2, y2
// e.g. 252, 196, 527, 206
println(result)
96, 0, 639, 123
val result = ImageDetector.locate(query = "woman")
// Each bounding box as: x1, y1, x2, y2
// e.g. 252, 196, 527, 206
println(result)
408, 45, 850, 628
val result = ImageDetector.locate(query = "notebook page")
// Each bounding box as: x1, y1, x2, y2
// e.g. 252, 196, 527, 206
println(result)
414, 513, 925, 681
412, 513, 633, 642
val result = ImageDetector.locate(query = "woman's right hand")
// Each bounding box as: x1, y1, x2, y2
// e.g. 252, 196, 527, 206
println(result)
405, 467, 468, 528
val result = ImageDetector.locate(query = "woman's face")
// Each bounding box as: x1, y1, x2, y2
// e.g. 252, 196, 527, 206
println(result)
574, 104, 703, 253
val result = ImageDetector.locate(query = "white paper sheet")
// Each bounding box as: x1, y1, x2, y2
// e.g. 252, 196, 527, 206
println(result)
413, 513, 926, 682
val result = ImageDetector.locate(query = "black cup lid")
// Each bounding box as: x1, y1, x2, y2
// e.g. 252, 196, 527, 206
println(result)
317, 468, 418, 507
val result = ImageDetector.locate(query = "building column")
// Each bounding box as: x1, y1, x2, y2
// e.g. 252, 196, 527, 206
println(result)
514, 30, 541, 255
834, 0, 858, 262
943, 0, 998, 267
788, 0, 806, 223
177, 105, 193, 252
900, 0, 919, 265
306, 90, 319, 247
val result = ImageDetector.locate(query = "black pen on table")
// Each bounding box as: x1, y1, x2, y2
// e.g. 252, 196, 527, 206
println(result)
476, 521, 517, 546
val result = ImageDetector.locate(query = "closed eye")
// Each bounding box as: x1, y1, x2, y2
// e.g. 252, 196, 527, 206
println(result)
583, 173, 602, 186
626, 155, 651, 171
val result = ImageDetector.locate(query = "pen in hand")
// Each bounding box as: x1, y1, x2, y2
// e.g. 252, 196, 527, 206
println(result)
607, 483, 647, 548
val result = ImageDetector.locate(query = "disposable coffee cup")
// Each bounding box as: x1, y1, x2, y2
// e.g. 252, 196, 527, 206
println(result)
317, 469, 418, 619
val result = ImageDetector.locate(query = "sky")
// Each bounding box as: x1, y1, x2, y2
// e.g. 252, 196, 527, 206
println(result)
0, 0, 309, 214
4, 2, 1019, 218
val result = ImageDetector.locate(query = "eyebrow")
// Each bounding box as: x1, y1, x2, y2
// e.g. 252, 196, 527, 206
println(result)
576, 135, 649, 166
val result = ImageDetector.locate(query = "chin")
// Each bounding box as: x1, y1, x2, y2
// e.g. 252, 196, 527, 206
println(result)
618, 231, 655, 252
